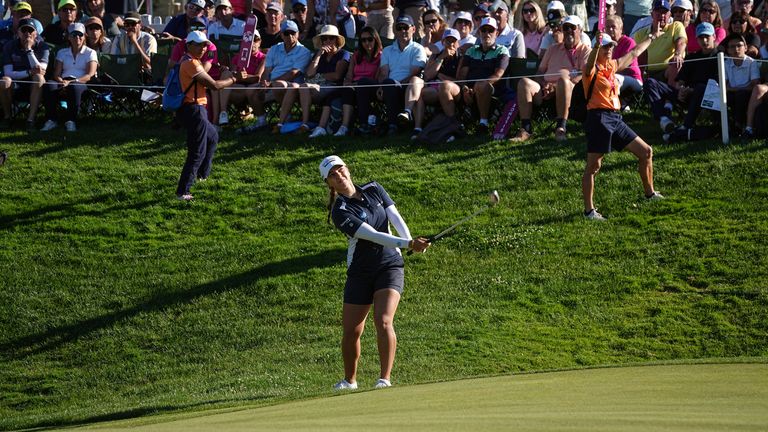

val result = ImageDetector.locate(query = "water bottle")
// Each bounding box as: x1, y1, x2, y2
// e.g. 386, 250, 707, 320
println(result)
368, 115, 377, 126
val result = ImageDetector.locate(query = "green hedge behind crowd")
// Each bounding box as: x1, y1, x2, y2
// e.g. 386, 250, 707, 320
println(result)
0, 111, 766, 430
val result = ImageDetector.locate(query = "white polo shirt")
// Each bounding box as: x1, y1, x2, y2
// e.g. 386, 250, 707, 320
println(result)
381, 39, 426, 82
208, 18, 246, 39
725, 56, 760, 90
56, 45, 98, 79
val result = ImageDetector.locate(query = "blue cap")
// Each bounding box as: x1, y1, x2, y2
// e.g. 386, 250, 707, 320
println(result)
442, 28, 460, 40
281, 19, 299, 32
696, 22, 715, 37
395, 14, 414, 27
291, 0, 307, 6
473, 3, 490, 13
652, 0, 670, 10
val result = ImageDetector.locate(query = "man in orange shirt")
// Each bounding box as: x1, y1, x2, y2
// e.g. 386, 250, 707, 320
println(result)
581, 32, 665, 221
175, 31, 244, 201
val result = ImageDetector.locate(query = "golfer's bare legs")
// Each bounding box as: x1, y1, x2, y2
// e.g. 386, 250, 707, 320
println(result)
341, 303, 370, 384
373, 288, 400, 382
582, 152, 604, 212
624, 137, 655, 196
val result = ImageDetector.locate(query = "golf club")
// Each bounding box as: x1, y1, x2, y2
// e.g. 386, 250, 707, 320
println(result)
408, 190, 500, 255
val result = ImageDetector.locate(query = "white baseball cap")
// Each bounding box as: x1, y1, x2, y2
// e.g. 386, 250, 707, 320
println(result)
186, 30, 210, 45
597, 33, 617, 47
673, 0, 693, 10
563, 15, 582, 27
479, 16, 498, 29
547, 0, 565, 11
320, 155, 346, 180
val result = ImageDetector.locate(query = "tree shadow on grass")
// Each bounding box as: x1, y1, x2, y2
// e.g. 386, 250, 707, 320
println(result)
0, 248, 346, 361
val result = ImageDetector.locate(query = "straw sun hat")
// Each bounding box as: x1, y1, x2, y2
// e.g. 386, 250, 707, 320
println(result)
313, 25, 345, 50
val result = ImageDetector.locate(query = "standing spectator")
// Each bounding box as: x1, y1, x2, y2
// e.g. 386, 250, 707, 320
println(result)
343, 26, 382, 135
42, 0, 79, 46
260, 2, 284, 49
0, 18, 48, 131
605, 16, 643, 94
361, 0, 394, 40
161, 0, 209, 43
378, 15, 426, 135
175, 31, 243, 201
622, 0, 653, 33
393, 0, 427, 40
413, 28, 461, 138
307, 0, 356, 39
687, 1, 726, 53
722, 10, 761, 57
110, 11, 157, 73
303, 25, 351, 137
581, 32, 664, 222
40, 23, 97, 132
208, 0, 246, 39
492, 1, 525, 59
83, 0, 119, 37
634, 0, 687, 85
512, 15, 590, 142
723, 33, 760, 131
420, 9, 447, 56
471, 3, 491, 37
261, 20, 312, 133
517, 0, 547, 57
84, 16, 111, 53
292, 0, 316, 41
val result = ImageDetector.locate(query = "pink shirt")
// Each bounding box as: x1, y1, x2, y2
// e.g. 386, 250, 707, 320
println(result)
352, 53, 381, 81
171, 39, 221, 79
613, 35, 642, 81
232, 49, 266, 75
685, 24, 726, 53
539, 42, 590, 83
523, 30, 545, 56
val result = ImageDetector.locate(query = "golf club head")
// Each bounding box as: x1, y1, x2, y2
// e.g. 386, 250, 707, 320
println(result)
489, 190, 500, 206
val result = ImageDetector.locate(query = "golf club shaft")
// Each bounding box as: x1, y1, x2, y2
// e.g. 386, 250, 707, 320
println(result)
406, 204, 492, 256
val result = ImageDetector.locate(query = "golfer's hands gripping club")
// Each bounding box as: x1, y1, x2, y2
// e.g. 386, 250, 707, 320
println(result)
409, 237, 431, 254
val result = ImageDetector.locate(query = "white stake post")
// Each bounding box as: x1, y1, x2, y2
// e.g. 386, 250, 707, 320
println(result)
717, 51, 729, 145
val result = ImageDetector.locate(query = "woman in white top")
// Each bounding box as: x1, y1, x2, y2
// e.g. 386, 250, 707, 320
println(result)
41, 22, 98, 132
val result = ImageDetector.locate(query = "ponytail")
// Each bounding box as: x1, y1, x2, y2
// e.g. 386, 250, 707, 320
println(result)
326, 187, 337, 224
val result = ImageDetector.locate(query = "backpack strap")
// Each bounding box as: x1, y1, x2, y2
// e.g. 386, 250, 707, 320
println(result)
180, 54, 198, 102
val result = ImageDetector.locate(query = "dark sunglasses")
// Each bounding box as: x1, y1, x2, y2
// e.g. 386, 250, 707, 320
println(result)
454, 19, 471, 25
320, 35, 336, 42
671, 7, 687, 13
424, 18, 438, 25
701, 8, 715, 13
70, 31, 84, 37
562, 24, 576, 31
19, 27, 35, 33
86, 25, 101, 31
480, 27, 495, 33
731, 19, 745, 24
282, 30, 296, 36
360, 36, 374, 42
292, 6, 306, 12
522, 7, 536, 13
395, 25, 409, 31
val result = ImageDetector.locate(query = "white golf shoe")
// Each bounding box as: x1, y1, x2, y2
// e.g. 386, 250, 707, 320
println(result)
333, 379, 357, 390
374, 378, 391, 389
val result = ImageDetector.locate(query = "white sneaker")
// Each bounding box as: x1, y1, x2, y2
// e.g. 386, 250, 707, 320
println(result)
333, 379, 357, 390
40, 120, 57, 131
374, 378, 391, 389
333, 125, 348, 137
309, 126, 327, 138
659, 117, 675, 133
64, 121, 76, 132
584, 209, 607, 221
218, 111, 229, 125
646, 191, 665, 201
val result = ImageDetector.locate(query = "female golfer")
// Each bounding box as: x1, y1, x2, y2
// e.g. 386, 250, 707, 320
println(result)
320, 155, 430, 390
582, 32, 665, 221
175, 30, 243, 201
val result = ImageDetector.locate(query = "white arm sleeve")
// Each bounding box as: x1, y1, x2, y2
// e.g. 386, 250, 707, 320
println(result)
385, 205, 412, 241
353, 222, 412, 249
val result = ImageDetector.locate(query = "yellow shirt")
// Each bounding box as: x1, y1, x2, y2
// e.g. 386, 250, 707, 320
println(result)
634, 21, 687, 72
180, 57, 208, 106
584, 59, 620, 111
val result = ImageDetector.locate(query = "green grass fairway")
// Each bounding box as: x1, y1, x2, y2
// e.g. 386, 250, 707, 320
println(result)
76, 363, 768, 431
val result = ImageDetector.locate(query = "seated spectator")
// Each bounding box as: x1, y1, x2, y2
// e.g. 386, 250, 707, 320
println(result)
539, 1, 590, 58
492, 1, 525, 59
723, 0, 763, 32
420, 9, 447, 56
302, 25, 351, 137
647, 23, 719, 141
359, 0, 394, 40
41, 22, 98, 132
722, 34, 760, 133
687, 0, 726, 53
261, 2, 284, 49
83, 0, 119, 37
110, 12, 157, 73
635, 0, 687, 85
291, 0, 316, 41
721, 11, 760, 58
471, 3, 491, 37
452, 11, 476, 52
260, 20, 312, 133
208, 0, 245, 39
375, 15, 426, 135
221, 30, 267, 129
84, 17, 111, 53
342, 26, 382, 135
0, 18, 48, 131
671, 0, 693, 29
0, 2, 43, 47
413, 28, 461, 138
42, 0, 80, 46
605, 16, 643, 94
513, 15, 589, 142
517, 0, 547, 57
161, 0, 209, 43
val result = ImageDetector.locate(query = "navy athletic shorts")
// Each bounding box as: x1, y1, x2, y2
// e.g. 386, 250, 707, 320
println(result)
344, 265, 404, 305
584, 109, 638, 154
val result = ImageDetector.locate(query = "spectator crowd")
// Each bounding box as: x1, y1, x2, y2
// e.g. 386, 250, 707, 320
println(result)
1, 0, 768, 140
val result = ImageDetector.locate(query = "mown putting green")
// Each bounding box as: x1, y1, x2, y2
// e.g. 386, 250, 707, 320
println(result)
76, 363, 767, 431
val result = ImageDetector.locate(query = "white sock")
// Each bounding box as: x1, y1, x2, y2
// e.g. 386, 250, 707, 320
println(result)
480, 118, 489, 125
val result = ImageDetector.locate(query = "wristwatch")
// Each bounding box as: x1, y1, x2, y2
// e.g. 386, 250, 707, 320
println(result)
648, 34, 657, 41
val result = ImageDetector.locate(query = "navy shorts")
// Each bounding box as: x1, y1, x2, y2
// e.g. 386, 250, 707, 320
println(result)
344, 265, 404, 305
584, 110, 638, 154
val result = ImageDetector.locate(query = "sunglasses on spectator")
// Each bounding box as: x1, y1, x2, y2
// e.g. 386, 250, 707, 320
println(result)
61, 7, 76, 13
671, 7, 686, 13
293, 6, 306, 12
360, 36, 374, 42
19, 27, 35, 34
70, 31, 84, 37
700, 8, 715, 13
454, 19, 471, 25
320, 35, 336, 42
522, 7, 536, 13
480, 27, 495, 33
395, 25, 410, 31
86, 25, 101, 31
731, 19, 745, 24
562, 24, 576, 31
187, 4, 203, 11
282, 30, 296, 36
424, 18, 438, 25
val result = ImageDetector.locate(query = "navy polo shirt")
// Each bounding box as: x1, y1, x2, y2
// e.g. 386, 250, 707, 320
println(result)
331, 182, 405, 272
163, 14, 209, 40
2, 38, 49, 72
